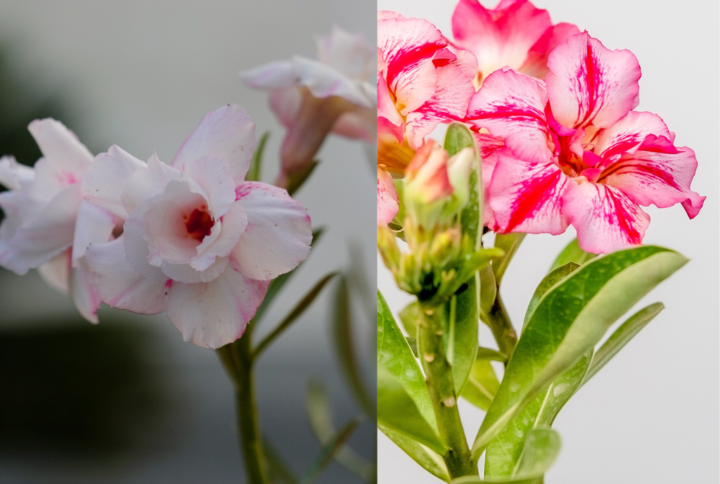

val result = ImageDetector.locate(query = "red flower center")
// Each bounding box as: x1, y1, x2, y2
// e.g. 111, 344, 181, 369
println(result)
185, 207, 214, 242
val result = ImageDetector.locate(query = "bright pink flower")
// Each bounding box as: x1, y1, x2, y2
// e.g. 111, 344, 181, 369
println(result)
0, 120, 117, 323
82, 105, 313, 348
377, 11, 476, 151
452, 0, 580, 83
241, 26, 375, 187
465, 32, 704, 253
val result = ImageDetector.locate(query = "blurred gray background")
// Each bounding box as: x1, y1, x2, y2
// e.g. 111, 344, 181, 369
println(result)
0, 1, 376, 483
377, 0, 720, 482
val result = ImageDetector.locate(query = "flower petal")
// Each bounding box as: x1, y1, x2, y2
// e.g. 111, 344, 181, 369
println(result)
172, 104, 256, 185
82, 145, 146, 219
38, 249, 71, 293
466, 67, 551, 162
70, 257, 102, 324
599, 134, 704, 217
519, 22, 581, 79
546, 32, 641, 129
231, 182, 312, 280
564, 179, 650, 254
121, 155, 183, 215
488, 153, 569, 235
181, 156, 236, 217
591, 111, 672, 162
0, 156, 34, 191
86, 236, 171, 314
377, 168, 399, 226
192, 201, 247, 271
28, 118, 94, 182
72, 201, 117, 263
167, 269, 270, 349
315, 26, 373, 80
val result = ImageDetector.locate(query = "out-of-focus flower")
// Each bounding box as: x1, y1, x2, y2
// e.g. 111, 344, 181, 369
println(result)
452, 0, 579, 84
241, 26, 375, 187
377, 11, 476, 151
82, 104, 312, 349
466, 32, 704, 253
0, 119, 117, 323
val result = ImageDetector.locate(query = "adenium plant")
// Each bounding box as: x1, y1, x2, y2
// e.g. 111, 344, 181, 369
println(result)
376, 0, 704, 482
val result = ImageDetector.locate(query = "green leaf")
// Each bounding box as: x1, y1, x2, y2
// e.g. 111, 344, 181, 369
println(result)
378, 367, 447, 455
254, 272, 338, 358
472, 246, 687, 465
550, 238, 598, 271
443, 281, 479, 396
492, 234, 525, 285
379, 424, 450, 482
522, 263, 579, 330
582, 302, 665, 385
377, 291, 436, 428
253, 228, 324, 324
304, 381, 376, 481
406, 337, 418, 358
479, 265, 497, 319
246, 131, 269, 182
399, 301, 420, 338
444, 122, 476, 157
452, 428, 561, 484
287, 160, 319, 196
333, 275, 374, 417
460, 355, 500, 411
264, 438, 298, 484
299, 417, 359, 484
477, 347, 507, 363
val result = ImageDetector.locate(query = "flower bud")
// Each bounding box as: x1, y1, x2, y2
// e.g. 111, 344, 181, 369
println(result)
377, 225, 401, 271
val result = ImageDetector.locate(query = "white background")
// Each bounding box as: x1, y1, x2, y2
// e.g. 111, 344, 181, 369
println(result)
377, 0, 719, 482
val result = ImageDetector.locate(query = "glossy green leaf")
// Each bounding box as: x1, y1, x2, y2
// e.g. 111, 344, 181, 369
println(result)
333, 275, 374, 417
253, 228, 324, 324
287, 160, 319, 196
399, 301, 420, 338
460, 355, 499, 411
304, 381, 375, 481
378, 366, 446, 454
550, 238, 598, 271
443, 282, 479, 396
452, 428, 560, 484
254, 272, 338, 358
246, 131, 269, 182
472, 246, 687, 464
582, 302, 665, 385
406, 337, 418, 358
299, 417, 359, 484
522, 263, 579, 330
379, 424, 450, 482
479, 265, 497, 319
492, 234, 525, 285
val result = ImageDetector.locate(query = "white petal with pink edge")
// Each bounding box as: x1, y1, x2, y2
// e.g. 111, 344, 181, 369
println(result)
563, 179, 650, 254
70, 258, 102, 324
38, 249, 71, 294
231, 182, 312, 281
28, 118, 94, 181
488, 154, 569, 235
167, 270, 270, 349
86, 236, 171, 314
72, 201, 116, 263
82, 145, 145, 218
172, 104, 256, 185
0, 156, 34, 191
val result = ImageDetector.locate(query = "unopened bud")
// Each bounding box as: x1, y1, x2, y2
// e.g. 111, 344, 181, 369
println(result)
377, 226, 401, 271
429, 228, 461, 267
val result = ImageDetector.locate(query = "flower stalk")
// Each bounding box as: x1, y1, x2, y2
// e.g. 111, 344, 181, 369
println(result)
417, 307, 477, 478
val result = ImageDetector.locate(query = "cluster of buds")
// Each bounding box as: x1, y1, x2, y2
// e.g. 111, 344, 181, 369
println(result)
379, 141, 492, 307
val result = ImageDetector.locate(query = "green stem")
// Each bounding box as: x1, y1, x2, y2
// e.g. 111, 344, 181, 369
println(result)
418, 307, 478, 479
486, 294, 517, 364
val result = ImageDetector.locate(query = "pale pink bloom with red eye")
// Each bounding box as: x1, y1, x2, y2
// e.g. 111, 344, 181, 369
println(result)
377, 11, 476, 151
82, 104, 313, 349
0, 120, 118, 323
240, 26, 375, 187
452, 0, 580, 83
466, 32, 704, 254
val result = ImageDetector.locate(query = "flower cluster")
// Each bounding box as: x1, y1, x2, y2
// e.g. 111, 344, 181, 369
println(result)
0, 105, 312, 349
377, 0, 703, 254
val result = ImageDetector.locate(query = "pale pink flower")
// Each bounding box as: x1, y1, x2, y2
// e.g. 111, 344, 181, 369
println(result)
82, 104, 312, 349
377, 11, 476, 151
0, 120, 117, 323
377, 168, 399, 226
241, 26, 375, 187
465, 32, 704, 253
452, 0, 580, 83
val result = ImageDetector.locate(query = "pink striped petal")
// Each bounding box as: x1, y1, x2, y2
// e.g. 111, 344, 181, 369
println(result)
488, 153, 569, 235
167, 269, 269, 349
377, 169, 399, 226
546, 32, 641, 130
452, 0, 552, 80
564, 179, 650, 254
520, 22, 581, 79
466, 68, 551, 162
172, 104, 256, 185
591, 111, 672, 163
599, 135, 704, 218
